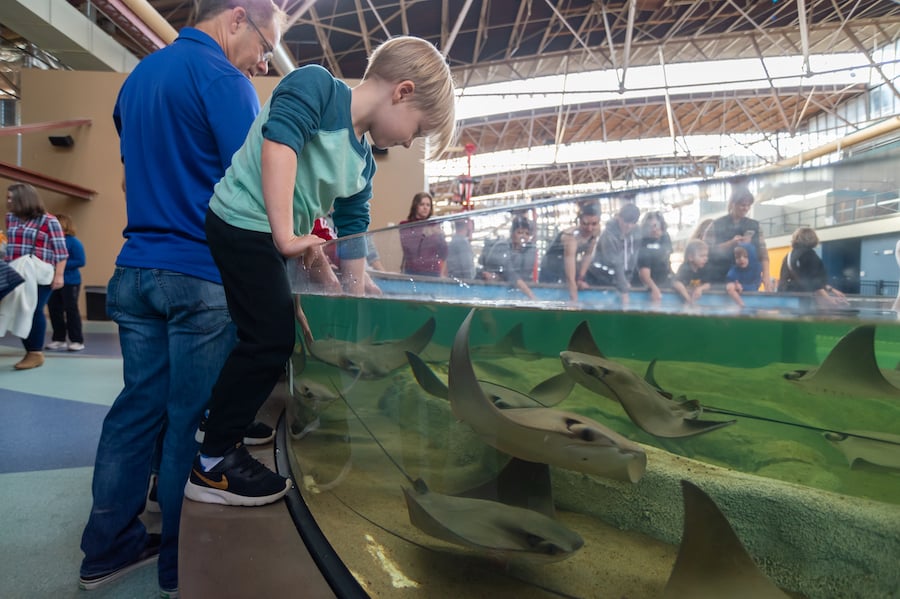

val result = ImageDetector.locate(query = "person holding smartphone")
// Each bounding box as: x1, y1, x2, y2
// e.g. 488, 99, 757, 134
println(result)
703, 183, 771, 291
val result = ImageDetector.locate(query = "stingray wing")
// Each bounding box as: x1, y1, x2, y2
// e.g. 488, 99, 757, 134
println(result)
788, 326, 900, 398
824, 430, 900, 470
663, 480, 789, 599
529, 372, 575, 407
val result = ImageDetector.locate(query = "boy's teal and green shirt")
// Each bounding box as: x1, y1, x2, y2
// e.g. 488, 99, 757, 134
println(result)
210, 65, 375, 259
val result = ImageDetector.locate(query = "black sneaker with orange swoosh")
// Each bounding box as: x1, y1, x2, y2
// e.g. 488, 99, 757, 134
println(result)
184, 443, 291, 506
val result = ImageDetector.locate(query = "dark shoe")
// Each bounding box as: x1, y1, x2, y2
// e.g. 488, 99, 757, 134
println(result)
184, 444, 291, 506
195, 412, 275, 446
79, 533, 161, 590
241, 420, 276, 445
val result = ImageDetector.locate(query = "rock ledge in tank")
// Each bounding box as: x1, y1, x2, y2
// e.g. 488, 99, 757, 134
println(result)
554, 444, 900, 599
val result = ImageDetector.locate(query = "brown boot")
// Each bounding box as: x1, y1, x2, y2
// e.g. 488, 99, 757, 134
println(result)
14, 351, 44, 370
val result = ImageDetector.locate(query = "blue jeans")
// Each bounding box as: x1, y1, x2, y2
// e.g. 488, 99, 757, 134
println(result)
23, 284, 52, 351
80, 267, 235, 590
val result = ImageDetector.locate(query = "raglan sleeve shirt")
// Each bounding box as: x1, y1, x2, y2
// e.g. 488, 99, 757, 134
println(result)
262, 66, 375, 259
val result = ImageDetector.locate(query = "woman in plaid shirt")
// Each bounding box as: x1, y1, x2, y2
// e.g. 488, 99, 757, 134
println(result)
5, 182, 68, 369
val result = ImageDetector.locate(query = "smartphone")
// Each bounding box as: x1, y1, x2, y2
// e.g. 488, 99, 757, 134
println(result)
744, 230, 755, 239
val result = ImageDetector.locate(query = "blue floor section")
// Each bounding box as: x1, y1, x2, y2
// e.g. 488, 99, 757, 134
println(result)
0, 390, 108, 474
0, 321, 164, 598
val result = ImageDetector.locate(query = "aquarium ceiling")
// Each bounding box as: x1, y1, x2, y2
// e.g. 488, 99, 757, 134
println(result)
3, 0, 900, 194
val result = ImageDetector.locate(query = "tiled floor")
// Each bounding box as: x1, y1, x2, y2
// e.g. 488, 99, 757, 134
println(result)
0, 321, 335, 599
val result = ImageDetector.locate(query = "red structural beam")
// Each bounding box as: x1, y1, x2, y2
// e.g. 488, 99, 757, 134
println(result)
0, 119, 92, 136
0, 161, 96, 200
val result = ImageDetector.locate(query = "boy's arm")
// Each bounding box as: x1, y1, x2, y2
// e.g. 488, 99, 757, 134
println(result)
562, 233, 580, 301
755, 230, 772, 292
514, 278, 536, 300
575, 235, 598, 291
342, 258, 366, 295
638, 267, 661, 302
671, 280, 691, 304
262, 139, 324, 257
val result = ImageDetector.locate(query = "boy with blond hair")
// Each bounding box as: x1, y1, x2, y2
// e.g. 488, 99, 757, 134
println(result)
187, 36, 457, 506
673, 238, 712, 305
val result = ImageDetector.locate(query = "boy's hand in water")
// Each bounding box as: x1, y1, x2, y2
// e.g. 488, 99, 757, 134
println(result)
279, 234, 326, 258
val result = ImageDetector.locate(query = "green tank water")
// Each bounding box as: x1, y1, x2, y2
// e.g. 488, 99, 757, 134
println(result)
285, 294, 900, 599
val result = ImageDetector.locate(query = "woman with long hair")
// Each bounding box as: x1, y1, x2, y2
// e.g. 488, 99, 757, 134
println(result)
4, 182, 68, 369
399, 191, 448, 276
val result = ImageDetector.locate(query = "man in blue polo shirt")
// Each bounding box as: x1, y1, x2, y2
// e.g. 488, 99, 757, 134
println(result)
79, 1, 283, 596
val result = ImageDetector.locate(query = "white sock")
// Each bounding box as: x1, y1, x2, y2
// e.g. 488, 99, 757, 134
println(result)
199, 455, 224, 471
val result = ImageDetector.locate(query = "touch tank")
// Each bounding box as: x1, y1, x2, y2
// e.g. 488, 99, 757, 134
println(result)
279, 152, 900, 599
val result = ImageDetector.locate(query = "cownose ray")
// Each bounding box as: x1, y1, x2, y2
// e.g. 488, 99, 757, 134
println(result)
418, 321, 546, 377
331, 380, 584, 562
559, 321, 735, 439
288, 340, 354, 438
287, 377, 344, 440
448, 309, 647, 483
784, 325, 900, 398
824, 430, 900, 471
402, 480, 583, 563
662, 480, 789, 599
471, 322, 544, 361
308, 317, 436, 378
405, 350, 574, 409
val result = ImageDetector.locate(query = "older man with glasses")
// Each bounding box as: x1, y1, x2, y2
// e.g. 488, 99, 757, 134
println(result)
79, 2, 284, 597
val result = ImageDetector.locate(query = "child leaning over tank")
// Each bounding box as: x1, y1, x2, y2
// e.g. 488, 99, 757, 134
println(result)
187, 36, 457, 508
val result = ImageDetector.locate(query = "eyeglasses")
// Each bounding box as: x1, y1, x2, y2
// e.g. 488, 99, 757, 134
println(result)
245, 12, 274, 64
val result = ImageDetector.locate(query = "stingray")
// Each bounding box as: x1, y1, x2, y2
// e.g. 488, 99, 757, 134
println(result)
784, 325, 900, 398
471, 322, 544, 361
334, 382, 584, 562
308, 317, 436, 378
559, 322, 735, 438
405, 350, 573, 409
449, 309, 647, 483
287, 377, 344, 439
824, 430, 900, 471
662, 480, 789, 599
401, 482, 583, 563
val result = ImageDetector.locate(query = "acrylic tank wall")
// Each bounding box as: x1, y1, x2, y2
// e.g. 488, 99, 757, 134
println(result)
280, 152, 900, 599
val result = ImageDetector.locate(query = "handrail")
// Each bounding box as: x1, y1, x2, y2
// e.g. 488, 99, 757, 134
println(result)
757, 194, 900, 239
0, 160, 96, 200
0, 119, 91, 135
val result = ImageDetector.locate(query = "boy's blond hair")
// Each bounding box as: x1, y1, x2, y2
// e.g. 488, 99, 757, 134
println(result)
685, 238, 707, 260
364, 36, 456, 160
